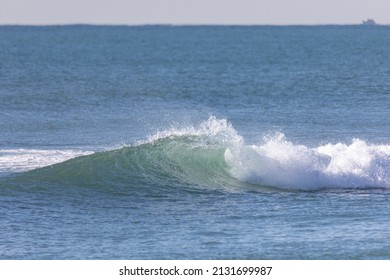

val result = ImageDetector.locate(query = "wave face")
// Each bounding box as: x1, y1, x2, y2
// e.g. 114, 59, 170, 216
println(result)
3, 117, 245, 193
3, 117, 390, 192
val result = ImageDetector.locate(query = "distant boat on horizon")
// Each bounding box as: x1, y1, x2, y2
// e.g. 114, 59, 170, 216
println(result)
362, 19, 376, 25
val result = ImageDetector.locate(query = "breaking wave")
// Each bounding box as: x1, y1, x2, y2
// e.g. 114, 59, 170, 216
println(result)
1, 116, 390, 192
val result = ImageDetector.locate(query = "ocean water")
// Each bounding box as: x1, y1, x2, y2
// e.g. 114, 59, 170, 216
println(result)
1, 25, 390, 259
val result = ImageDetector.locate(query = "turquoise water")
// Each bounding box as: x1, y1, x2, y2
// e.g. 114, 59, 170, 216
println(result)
1, 25, 390, 259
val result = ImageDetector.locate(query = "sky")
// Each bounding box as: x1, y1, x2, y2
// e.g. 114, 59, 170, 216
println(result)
1, 0, 390, 25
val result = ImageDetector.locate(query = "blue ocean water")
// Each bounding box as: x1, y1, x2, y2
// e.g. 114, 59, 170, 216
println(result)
1, 25, 390, 259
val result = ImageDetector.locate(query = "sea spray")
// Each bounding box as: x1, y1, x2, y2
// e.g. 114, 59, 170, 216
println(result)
144, 116, 243, 146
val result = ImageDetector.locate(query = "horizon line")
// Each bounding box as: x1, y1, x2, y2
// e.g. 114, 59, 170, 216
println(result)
1, 22, 388, 27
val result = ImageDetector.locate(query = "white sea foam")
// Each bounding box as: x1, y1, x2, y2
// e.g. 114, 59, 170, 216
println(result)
0, 149, 93, 175
226, 133, 390, 190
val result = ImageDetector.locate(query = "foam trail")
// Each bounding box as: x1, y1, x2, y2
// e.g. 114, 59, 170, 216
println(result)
0, 149, 93, 175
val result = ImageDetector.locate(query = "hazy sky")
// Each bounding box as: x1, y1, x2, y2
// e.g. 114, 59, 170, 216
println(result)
1, 0, 389, 25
